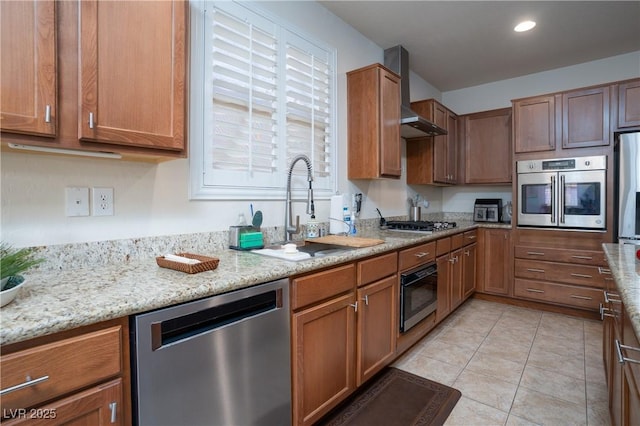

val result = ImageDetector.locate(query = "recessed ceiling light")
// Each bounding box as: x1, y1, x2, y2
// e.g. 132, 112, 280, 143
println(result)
514, 20, 536, 32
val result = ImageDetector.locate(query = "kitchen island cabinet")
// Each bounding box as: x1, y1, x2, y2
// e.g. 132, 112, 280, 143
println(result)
0, 0, 56, 137
347, 64, 401, 179
0, 318, 130, 425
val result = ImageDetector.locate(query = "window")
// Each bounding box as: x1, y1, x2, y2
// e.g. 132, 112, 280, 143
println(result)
189, 1, 337, 200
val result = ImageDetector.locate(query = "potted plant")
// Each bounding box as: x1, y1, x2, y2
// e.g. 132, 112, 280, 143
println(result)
1, 243, 43, 307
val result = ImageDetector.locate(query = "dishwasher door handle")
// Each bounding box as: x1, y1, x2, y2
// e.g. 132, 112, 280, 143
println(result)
151, 288, 282, 351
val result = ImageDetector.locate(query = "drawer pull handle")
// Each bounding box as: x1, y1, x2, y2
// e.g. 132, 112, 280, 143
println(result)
598, 267, 611, 275
604, 291, 621, 304
466, 235, 476, 240
414, 252, 429, 258
570, 273, 592, 279
600, 303, 615, 320
527, 251, 545, 256
615, 339, 640, 365
526, 288, 544, 293
526, 268, 545, 273
570, 294, 592, 300
571, 255, 593, 260
109, 402, 117, 423
0, 375, 49, 396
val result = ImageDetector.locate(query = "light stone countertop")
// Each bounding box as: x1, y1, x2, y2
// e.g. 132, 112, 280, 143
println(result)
1, 221, 511, 346
603, 243, 640, 339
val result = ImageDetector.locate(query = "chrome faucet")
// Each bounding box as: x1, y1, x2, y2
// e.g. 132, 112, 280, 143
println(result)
285, 155, 315, 242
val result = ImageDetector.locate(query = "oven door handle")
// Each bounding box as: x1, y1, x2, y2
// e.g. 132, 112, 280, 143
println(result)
550, 175, 556, 223
559, 174, 565, 224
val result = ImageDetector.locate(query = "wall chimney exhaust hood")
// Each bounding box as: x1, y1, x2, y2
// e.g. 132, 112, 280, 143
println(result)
383, 45, 447, 139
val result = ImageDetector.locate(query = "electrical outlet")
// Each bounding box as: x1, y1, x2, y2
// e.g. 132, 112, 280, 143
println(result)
92, 187, 114, 216
65, 187, 90, 217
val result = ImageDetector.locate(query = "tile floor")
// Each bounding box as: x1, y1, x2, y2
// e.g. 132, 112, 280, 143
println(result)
392, 298, 610, 425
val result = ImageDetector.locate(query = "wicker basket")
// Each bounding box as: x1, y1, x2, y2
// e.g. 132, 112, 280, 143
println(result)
156, 253, 220, 274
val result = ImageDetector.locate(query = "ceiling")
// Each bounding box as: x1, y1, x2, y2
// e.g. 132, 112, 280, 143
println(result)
319, 1, 640, 91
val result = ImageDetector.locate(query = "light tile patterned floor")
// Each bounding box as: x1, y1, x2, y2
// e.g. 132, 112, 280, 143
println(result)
392, 299, 610, 426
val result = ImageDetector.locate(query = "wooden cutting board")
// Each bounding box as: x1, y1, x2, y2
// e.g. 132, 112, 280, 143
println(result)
305, 235, 385, 248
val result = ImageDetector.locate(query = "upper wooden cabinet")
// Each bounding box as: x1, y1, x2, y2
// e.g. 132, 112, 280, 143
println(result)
0, 0, 57, 137
562, 86, 610, 149
617, 79, 640, 129
513, 83, 614, 155
406, 99, 458, 185
513, 94, 559, 153
462, 108, 512, 184
78, 1, 185, 151
347, 64, 401, 179
1, 1, 187, 160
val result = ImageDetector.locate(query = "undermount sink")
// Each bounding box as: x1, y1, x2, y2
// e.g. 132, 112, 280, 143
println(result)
252, 241, 356, 261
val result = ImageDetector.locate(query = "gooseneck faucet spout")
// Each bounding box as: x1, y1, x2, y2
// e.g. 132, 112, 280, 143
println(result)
285, 155, 315, 242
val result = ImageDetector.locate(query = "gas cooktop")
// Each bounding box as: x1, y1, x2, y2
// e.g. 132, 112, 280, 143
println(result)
385, 220, 457, 233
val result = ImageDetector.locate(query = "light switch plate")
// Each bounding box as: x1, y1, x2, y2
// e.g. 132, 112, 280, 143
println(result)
65, 187, 90, 217
92, 187, 114, 216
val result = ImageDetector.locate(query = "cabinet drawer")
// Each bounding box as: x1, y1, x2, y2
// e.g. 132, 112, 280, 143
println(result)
514, 245, 606, 266
436, 238, 451, 257
357, 252, 397, 286
463, 230, 478, 245
451, 233, 464, 251
291, 264, 356, 310
514, 278, 603, 310
515, 259, 605, 288
399, 242, 435, 271
0, 326, 123, 411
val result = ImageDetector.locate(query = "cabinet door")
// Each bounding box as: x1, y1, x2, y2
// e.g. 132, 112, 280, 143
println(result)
462, 243, 477, 299
562, 86, 610, 149
464, 108, 512, 184
379, 69, 402, 177
78, 0, 186, 151
356, 275, 397, 386
4, 379, 123, 426
436, 254, 451, 323
292, 293, 356, 426
0, 0, 56, 137
513, 95, 558, 153
618, 80, 640, 128
446, 112, 459, 184
433, 103, 449, 183
481, 229, 512, 295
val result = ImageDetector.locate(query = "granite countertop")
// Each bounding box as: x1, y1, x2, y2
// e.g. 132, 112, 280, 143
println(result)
603, 243, 640, 339
1, 222, 511, 346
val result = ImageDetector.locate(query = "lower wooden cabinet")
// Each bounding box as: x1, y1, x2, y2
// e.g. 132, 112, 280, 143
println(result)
291, 292, 357, 426
0, 318, 129, 425
477, 228, 512, 295
462, 242, 477, 300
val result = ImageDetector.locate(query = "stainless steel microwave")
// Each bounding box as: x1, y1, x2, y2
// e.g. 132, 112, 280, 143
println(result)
516, 156, 606, 229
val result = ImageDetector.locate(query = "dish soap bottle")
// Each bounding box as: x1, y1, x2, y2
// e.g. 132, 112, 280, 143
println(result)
306, 215, 320, 238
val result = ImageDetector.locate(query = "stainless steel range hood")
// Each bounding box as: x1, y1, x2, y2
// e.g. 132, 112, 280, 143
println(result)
383, 45, 447, 138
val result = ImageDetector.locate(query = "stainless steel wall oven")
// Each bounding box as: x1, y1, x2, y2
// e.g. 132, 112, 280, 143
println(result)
517, 155, 606, 230
400, 262, 437, 332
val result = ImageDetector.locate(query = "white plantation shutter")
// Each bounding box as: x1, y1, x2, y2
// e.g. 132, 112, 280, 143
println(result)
190, 1, 336, 200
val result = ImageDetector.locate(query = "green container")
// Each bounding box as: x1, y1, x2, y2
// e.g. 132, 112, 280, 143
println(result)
239, 232, 264, 249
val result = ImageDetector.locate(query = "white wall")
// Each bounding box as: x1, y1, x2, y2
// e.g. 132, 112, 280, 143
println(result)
1, 1, 638, 247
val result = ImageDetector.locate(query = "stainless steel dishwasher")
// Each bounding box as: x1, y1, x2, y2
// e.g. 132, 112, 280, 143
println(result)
131, 278, 291, 426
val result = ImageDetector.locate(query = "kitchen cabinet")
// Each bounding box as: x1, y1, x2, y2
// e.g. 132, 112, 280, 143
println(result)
513, 94, 559, 154
477, 228, 512, 296
0, 318, 129, 425
513, 83, 612, 155
562, 86, 610, 149
462, 231, 478, 300
79, 0, 186, 151
462, 108, 512, 184
1, 1, 187, 160
513, 230, 607, 312
347, 64, 401, 179
617, 79, 640, 129
0, 0, 57, 137
291, 252, 398, 426
406, 99, 458, 185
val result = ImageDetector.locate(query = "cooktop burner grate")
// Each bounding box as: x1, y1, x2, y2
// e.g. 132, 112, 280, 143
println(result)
385, 220, 457, 232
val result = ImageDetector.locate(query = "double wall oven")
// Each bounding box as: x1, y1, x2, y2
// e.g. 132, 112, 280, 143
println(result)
517, 155, 607, 230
